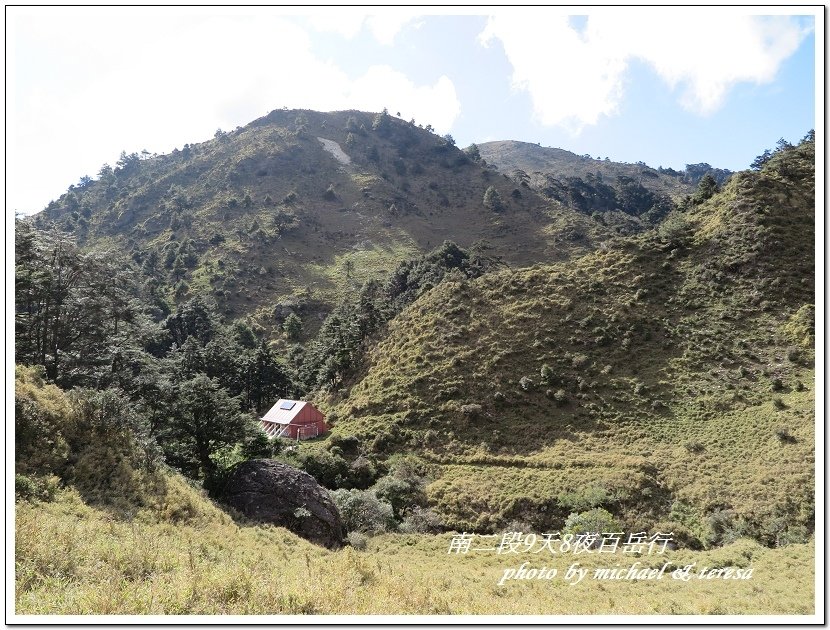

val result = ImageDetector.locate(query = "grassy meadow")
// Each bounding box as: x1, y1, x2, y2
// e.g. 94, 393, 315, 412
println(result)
15, 484, 815, 616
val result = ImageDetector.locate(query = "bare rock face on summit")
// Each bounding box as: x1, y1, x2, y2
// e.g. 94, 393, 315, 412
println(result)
221, 459, 344, 549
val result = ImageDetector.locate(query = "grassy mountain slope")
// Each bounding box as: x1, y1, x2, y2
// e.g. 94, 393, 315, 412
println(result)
320, 137, 815, 541
477, 140, 717, 235
36, 110, 605, 326
478, 139, 708, 198
15, 112, 815, 616
16, 362, 814, 615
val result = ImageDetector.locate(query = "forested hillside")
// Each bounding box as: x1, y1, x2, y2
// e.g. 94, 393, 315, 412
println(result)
32, 109, 606, 330
478, 140, 732, 234
14, 112, 816, 615
306, 133, 815, 540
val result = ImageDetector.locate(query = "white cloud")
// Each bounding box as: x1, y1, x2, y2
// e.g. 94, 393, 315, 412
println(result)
305, 9, 417, 45
7, 8, 458, 214
480, 14, 627, 132
347, 67, 459, 132
479, 9, 811, 132
304, 12, 366, 39
615, 12, 810, 115
365, 13, 419, 46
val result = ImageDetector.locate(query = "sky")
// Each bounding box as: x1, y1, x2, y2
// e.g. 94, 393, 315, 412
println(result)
6, 6, 820, 216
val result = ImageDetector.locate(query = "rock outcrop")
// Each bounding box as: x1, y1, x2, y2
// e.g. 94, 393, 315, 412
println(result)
221, 459, 344, 549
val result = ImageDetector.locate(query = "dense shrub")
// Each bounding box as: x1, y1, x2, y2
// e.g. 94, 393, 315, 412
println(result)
483, 186, 504, 212
461, 404, 483, 419
684, 440, 705, 454
282, 313, 302, 340
572, 354, 590, 369
323, 185, 338, 201
346, 530, 368, 550
326, 434, 362, 458
330, 488, 395, 534
299, 450, 350, 488
563, 508, 621, 536
704, 509, 739, 547
558, 485, 611, 512
15, 366, 73, 477
399, 506, 442, 533
372, 472, 427, 519
15, 474, 59, 502
348, 456, 378, 490
300, 241, 497, 391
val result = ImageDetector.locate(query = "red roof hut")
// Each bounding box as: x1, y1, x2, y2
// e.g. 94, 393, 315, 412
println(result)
260, 399, 327, 441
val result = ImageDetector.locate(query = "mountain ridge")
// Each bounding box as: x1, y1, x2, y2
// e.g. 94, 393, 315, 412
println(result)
14, 110, 816, 614
315, 136, 815, 538
33, 109, 616, 329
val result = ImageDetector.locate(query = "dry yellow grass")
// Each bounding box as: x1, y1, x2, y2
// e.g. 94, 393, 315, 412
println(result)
15, 486, 815, 616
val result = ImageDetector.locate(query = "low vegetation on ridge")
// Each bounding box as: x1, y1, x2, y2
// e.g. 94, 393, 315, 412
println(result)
14, 111, 815, 615
315, 133, 815, 543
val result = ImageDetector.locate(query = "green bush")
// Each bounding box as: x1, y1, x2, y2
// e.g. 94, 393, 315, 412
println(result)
782, 304, 815, 348
684, 440, 705, 454
15, 369, 73, 477
657, 212, 691, 246
330, 488, 395, 534
282, 313, 302, 340
372, 471, 427, 519
347, 456, 378, 490
327, 434, 362, 457
464, 143, 481, 162
347, 530, 368, 550
15, 474, 59, 502
774, 524, 810, 547
299, 450, 350, 488
704, 509, 739, 547
558, 485, 610, 512
572, 354, 589, 369
461, 404, 483, 418
241, 424, 281, 459
483, 186, 504, 212
399, 506, 442, 533
563, 508, 621, 536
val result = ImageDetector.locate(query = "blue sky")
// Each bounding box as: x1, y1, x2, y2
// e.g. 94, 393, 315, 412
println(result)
7, 7, 819, 215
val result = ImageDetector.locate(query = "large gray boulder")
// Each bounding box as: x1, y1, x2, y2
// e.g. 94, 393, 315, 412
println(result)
221, 459, 344, 549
